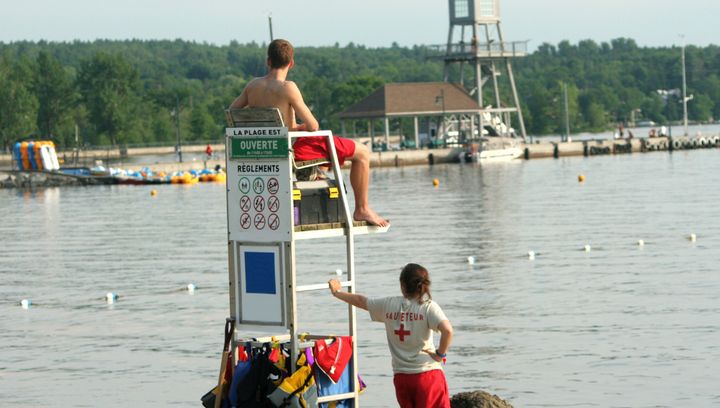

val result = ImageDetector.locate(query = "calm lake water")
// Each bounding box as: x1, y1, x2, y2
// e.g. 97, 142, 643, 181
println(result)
1, 148, 719, 407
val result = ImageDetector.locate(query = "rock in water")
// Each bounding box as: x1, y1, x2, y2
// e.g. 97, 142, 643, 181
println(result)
451, 391, 514, 408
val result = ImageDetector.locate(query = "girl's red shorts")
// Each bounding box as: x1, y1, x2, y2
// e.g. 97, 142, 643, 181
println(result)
393, 369, 450, 408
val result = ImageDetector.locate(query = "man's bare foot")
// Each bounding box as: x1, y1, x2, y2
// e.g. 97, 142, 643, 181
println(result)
354, 208, 390, 227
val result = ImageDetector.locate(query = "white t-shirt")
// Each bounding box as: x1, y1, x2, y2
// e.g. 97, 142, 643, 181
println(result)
367, 296, 448, 374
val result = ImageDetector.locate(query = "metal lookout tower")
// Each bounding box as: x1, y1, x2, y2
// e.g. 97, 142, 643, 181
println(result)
441, 0, 528, 139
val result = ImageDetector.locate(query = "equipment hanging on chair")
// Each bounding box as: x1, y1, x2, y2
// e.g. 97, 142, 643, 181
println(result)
201, 318, 235, 408
313, 337, 353, 384
267, 353, 318, 408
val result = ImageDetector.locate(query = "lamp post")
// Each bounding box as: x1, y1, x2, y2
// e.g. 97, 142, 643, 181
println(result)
435, 89, 446, 142
680, 35, 693, 137
680, 35, 688, 137
630, 108, 642, 128
172, 96, 182, 163
562, 82, 570, 142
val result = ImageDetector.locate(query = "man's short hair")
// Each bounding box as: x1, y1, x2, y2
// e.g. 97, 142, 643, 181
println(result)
268, 39, 294, 69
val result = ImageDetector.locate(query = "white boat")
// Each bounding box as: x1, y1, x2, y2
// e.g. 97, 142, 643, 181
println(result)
461, 112, 523, 162
461, 136, 522, 162
478, 137, 522, 161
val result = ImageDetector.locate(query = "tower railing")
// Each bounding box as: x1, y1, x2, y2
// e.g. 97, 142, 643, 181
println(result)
425, 41, 529, 59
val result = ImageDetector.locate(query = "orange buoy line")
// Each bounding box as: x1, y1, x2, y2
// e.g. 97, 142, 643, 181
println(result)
88, 166, 226, 185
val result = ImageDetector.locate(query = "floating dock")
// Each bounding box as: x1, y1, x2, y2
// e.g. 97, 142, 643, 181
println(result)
366, 135, 719, 167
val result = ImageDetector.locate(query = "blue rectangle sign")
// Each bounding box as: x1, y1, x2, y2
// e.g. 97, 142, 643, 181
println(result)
244, 251, 276, 294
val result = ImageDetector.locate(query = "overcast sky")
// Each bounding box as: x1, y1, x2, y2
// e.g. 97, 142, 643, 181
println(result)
0, 0, 717, 49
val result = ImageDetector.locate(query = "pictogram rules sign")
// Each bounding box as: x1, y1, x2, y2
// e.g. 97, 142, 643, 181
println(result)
226, 127, 292, 243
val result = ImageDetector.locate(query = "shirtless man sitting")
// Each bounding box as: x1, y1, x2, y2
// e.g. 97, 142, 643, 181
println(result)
229, 39, 388, 227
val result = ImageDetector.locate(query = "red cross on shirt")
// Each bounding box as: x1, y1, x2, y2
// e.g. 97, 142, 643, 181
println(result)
394, 323, 411, 342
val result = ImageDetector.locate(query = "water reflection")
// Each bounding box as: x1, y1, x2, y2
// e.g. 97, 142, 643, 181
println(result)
1, 150, 719, 407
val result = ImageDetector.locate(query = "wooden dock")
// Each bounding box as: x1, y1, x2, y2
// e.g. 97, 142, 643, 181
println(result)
522, 135, 719, 160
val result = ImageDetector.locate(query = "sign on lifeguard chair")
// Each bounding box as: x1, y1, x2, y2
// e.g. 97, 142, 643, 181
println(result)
226, 109, 291, 327
225, 107, 388, 332
225, 107, 387, 405
227, 127, 292, 242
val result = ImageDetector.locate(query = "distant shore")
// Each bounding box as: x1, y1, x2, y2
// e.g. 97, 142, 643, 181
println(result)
1, 135, 718, 187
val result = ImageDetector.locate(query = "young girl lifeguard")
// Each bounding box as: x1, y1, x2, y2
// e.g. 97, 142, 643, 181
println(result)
328, 263, 454, 407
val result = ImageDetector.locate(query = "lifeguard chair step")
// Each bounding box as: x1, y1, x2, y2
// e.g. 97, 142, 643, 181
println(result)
294, 221, 390, 240
294, 158, 330, 169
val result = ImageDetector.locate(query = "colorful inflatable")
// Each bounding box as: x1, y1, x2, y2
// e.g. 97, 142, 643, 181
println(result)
48, 141, 60, 170
14, 140, 60, 171
28, 142, 37, 170
13, 143, 22, 170
171, 171, 199, 184
198, 168, 226, 182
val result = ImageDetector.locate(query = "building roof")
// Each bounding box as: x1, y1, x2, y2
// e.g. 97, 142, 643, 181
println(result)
338, 82, 481, 119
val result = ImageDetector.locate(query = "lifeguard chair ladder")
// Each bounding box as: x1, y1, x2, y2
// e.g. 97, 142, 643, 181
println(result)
224, 107, 389, 406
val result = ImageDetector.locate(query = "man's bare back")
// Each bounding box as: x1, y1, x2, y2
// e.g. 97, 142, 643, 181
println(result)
230, 75, 318, 131
242, 78, 296, 127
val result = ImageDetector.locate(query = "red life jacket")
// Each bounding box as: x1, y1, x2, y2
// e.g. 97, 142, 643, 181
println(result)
313, 336, 353, 384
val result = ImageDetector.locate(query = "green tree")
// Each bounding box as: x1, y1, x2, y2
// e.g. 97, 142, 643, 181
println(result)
189, 103, 216, 140
1, 38, 720, 141
145, 86, 192, 146
151, 114, 174, 143
523, 81, 557, 134
698, 74, 720, 120
584, 102, 607, 130
331, 76, 385, 110
77, 52, 140, 145
0, 53, 37, 151
689, 93, 714, 122
32, 51, 76, 139
639, 93, 666, 124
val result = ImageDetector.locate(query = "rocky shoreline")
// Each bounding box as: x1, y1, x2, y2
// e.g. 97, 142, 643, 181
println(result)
451, 391, 515, 408
0, 171, 113, 189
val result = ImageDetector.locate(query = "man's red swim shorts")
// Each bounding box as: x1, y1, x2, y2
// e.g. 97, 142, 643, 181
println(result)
292, 135, 356, 166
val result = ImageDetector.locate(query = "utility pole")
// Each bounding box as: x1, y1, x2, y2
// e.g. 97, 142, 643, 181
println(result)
268, 14, 274, 41
563, 82, 570, 142
436, 89, 446, 141
74, 123, 80, 165
630, 108, 641, 128
680, 35, 689, 136
174, 96, 182, 163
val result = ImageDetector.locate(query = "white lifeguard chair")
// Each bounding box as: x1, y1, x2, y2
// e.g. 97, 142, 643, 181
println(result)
224, 107, 389, 406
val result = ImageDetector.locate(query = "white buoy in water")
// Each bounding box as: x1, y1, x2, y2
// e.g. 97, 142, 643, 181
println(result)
335, 268, 343, 276
583, 244, 592, 252
186, 283, 197, 293
527, 251, 535, 260
467, 256, 475, 265
637, 239, 645, 246
689, 233, 697, 242
106, 292, 119, 304
20, 299, 32, 309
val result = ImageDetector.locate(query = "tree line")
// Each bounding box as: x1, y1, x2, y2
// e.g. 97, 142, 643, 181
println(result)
0, 38, 718, 150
